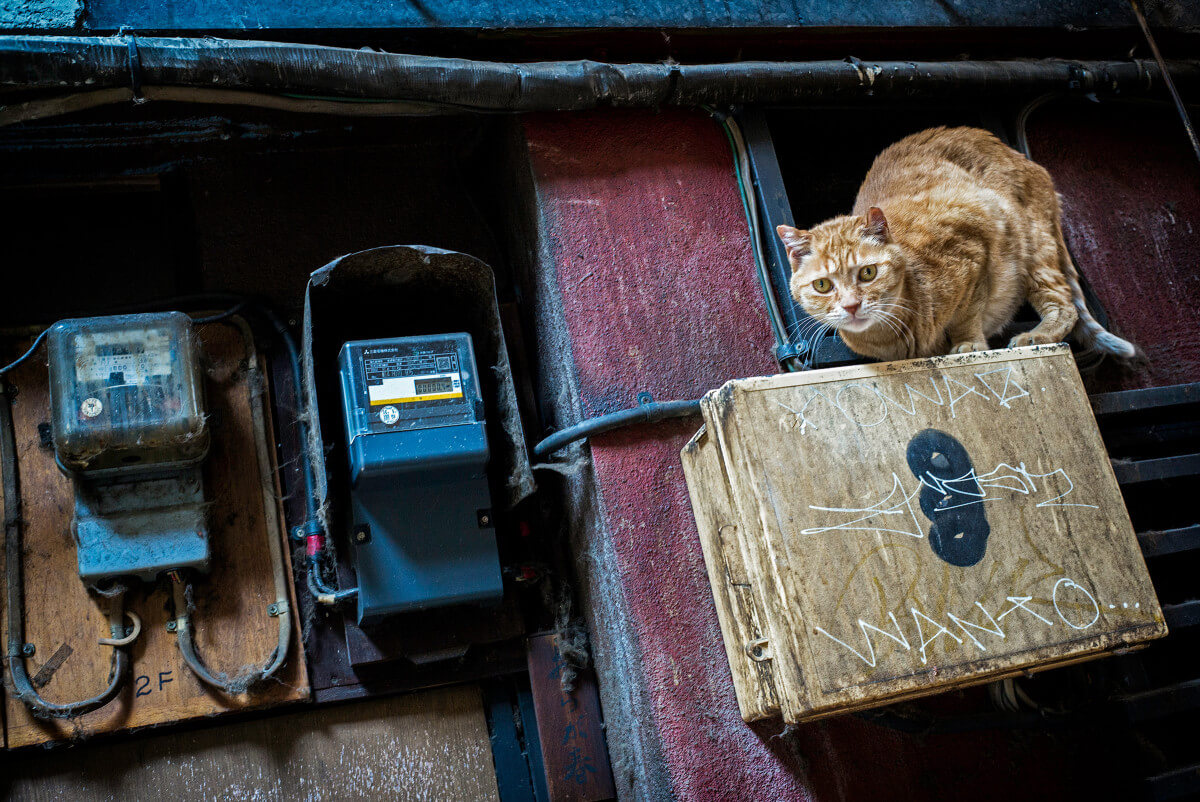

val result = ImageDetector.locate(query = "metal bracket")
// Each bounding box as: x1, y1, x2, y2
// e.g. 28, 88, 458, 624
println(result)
746, 637, 772, 662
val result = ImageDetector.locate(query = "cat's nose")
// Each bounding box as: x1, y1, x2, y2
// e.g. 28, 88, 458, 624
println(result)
842, 301, 861, 316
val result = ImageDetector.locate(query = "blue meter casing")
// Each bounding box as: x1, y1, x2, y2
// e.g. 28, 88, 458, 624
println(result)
337, 333, 501, 624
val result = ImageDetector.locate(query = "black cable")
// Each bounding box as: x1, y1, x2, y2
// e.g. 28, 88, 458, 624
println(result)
307, 559, 358, 604
1129, 0, 1200, 168
0, 297, 248, 377
169, 576, 288, 694
248, 303, 358, 604
4, 38, 1199, 110
190, 300, 247, 325
533, 400, 703, 460
0, 328, 48, 378
2, 383, 131, 718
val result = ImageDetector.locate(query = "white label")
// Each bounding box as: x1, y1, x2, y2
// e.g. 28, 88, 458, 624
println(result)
379, 405, 400, 425
74, 328, 173, 385
80, 397, 103, 418
367, 372, 463, 406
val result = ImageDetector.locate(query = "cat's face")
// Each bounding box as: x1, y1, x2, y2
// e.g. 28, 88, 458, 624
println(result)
778, 208, 906, 337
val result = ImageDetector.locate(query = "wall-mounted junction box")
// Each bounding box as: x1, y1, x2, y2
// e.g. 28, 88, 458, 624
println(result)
682, 345, 1167, 724
338, 333, 501, 624
47, 312, 210, 584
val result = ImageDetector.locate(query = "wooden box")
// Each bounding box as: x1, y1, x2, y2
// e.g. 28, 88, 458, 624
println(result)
682, 344, 1166, 724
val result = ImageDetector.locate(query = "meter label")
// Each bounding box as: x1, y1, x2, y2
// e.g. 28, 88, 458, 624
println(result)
74, 329, 174, 385
363, 349, 465, 406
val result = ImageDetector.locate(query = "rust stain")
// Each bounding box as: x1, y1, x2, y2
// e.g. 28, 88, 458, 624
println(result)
30, 643, 73, 689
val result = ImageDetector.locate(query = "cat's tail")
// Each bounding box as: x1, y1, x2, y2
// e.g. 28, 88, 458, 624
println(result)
1060, 240, 1139, 360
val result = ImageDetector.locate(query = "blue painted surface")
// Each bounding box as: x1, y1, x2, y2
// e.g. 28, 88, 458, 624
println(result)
73, 469, 210, 584
63, 0, 1200, 32
338, 335, 502, 624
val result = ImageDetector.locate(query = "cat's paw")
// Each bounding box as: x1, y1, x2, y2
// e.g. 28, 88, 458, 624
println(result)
1008, 332, 1057, 348
950, 341, 988, 354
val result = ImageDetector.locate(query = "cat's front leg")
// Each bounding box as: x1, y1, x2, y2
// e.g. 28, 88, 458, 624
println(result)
945, 315, 989, 355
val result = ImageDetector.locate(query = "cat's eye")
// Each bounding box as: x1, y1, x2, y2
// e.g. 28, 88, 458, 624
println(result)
812, 277, 833, 293
858, 264, 878, 282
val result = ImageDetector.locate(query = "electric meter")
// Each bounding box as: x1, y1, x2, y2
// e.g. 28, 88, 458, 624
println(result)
48, 312, 208, 472
47, 312, 211, 584
338, 333, 501, 624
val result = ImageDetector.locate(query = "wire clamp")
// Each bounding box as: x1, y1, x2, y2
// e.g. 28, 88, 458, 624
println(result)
267, 601, 289, 617
746, 638, 771, 662
291, 517, 324, 542
775, 341, 808, 369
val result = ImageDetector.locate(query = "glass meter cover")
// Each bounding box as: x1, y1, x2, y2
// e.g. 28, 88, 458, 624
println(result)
47, 312, 208, 472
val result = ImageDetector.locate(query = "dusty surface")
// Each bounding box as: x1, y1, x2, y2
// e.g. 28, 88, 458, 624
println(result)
3, 684, 498, 801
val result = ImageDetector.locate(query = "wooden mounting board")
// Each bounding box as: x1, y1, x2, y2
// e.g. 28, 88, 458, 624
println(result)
682, 344, 1166, 724
1, 320, 309, 748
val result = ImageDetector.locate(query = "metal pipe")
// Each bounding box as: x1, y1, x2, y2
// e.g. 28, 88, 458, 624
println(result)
1, 36, 1197, 111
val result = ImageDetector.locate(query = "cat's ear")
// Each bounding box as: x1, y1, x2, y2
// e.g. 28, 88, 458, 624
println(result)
863, 207, 890, 242
776, 225, 811, 265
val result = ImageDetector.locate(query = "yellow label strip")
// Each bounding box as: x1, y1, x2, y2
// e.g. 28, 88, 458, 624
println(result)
371, 391, 464, 405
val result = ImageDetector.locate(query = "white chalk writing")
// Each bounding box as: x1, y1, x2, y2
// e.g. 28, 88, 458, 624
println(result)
777, 366, 1030, 433
801, 461, 1096, 539
815, 576, 1105, 669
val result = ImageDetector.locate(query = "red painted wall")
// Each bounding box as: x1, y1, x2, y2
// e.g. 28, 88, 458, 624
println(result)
524, 109, 1116, 800
1029, 101, 1200, 392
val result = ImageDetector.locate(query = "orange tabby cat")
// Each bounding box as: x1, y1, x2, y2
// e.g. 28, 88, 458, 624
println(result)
776, 126, 1136, 362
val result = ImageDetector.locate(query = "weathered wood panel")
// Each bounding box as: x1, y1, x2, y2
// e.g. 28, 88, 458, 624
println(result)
3, 684, 499, 801
686, 344, 1167, 723
1, 320, 308, 747
680, 426, 780, 721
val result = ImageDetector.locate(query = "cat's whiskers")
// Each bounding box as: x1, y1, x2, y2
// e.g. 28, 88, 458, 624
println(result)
872, 300, 915, 320
794, 312, 837, 345
872, 309, 916, 350
871, 313, 905, 342
873, 314, 901, 339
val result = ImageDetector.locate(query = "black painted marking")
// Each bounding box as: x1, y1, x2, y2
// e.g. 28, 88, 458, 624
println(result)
906, 428, 991, 567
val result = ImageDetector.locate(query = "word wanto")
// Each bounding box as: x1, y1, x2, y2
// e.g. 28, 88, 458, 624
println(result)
814, 577, 1102, 670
